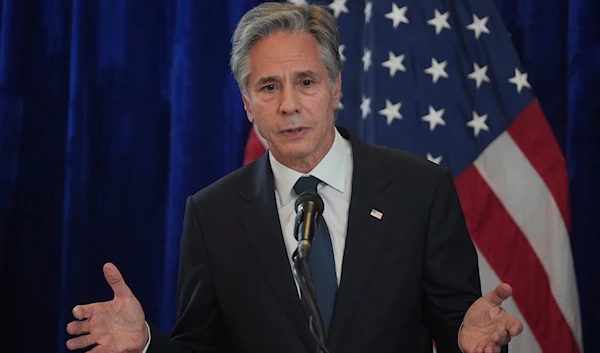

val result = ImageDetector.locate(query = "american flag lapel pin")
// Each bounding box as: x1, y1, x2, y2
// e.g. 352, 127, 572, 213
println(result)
370, 209, 383, 220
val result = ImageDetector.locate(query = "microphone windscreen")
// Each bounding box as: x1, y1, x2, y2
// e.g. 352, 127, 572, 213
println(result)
295, 190, 324, 214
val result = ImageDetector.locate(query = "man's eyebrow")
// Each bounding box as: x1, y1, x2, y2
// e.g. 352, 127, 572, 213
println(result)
255, 76, 279, 86
254, 71, 319, 86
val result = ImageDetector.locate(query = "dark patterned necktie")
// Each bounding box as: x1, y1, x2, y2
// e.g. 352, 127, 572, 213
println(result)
293, 175, 338, 337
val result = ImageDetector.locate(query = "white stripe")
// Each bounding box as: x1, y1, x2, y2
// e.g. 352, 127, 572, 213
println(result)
474, 131, 583, 351
476, 248, 543, 353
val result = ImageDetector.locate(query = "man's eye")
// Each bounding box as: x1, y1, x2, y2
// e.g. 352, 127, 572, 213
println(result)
262, 84, 276, 91
302, 80, 312, 86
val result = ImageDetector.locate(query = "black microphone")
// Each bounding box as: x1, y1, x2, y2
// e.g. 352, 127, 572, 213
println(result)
294, 190, 324, 260
292, 190, 330, 353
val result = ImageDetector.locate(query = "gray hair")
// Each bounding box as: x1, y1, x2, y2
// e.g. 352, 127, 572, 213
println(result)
230, 2, 344, 96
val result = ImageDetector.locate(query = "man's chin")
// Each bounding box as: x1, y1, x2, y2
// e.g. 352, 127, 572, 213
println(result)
271, 146, 312, 161
282, 150, 311, 160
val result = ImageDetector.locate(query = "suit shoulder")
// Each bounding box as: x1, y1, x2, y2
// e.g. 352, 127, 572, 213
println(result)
189, 160, 255, 204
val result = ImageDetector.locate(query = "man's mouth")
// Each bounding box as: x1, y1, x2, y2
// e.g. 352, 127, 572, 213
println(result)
281, 126, 310, 137
284, 127, 305, 133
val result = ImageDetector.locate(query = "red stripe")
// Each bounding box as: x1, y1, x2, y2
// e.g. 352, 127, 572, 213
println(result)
507, 101, 571, 232
243, 128, 267, 165
455, 165, 579, 353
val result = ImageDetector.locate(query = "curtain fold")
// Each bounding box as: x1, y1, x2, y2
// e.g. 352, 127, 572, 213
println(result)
566, 0, 600, 348
0, 0, 26, 261
161, 0, 257, 334
0, 1, 258, 351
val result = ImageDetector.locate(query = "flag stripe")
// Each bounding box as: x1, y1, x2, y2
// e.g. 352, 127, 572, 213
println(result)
473, 130, 582, 350
507, 100, 571, 232
475, 247, 543, 353
455, 164, 580, 353
473, 127, 581, 350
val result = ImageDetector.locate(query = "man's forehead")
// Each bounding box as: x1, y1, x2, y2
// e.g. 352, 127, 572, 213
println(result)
245, 31, 329, 82
249, 32, 320, 59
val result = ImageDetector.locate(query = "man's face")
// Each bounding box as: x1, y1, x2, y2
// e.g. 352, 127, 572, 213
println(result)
242, 31, 341, 169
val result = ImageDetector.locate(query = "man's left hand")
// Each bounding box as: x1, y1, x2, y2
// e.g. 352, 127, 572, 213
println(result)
459, 283, 524, 353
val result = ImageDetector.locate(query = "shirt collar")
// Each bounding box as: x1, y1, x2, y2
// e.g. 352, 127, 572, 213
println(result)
269, 128, 348, 205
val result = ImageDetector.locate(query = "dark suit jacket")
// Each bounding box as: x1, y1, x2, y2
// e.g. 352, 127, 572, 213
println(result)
148, 126, 482, 353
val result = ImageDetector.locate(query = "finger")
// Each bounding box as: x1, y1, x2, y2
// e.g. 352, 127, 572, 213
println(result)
509, 319, 524, 336
72, 303, 101, 320
484, 283, 512, 306
66, 319, 91, 335
484, 345, 500, 353
66, 333, 98, 350
491, 330, 511, 346
72, 305, 87, 320
103, 262, 132, 298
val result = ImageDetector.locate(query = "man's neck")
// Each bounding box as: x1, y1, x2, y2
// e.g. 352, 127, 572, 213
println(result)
276, 154, 328, 174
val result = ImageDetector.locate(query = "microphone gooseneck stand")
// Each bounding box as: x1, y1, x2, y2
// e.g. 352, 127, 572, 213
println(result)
292, 191, 331, 353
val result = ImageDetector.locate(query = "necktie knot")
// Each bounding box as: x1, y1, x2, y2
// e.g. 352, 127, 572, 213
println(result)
293, 175, 322, 195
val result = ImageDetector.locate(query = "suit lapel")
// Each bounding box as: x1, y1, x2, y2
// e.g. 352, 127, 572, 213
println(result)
238, 154, 315, 352
327, 128, 396, 352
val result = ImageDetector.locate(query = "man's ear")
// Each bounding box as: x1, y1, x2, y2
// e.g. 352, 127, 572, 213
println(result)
241, 89, 254, 123
332, 72, 342, 109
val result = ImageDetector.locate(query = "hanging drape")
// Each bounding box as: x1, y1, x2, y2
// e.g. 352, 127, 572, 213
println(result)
0, 0, 259, 351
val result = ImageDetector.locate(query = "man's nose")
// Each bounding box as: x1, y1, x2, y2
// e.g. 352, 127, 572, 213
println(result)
279, 85, 300, 116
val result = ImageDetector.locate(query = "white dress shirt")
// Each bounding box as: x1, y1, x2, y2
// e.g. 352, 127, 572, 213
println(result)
269, 128, 353, 286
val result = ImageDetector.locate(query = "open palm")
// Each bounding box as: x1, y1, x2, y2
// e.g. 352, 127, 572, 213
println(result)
459, 283, 524, 353
66, 263, 148, 353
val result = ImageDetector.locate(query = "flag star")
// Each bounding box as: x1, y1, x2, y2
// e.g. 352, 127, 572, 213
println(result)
378, 99, 403, 125
421, 105, 446, 131
508, 68, 531, 93
427, 9, 451, 35
329, 0, 350, 19
381, 51, 406, 77
360, 96, 372, 119
427, 153, 443, 165
287, 0, 307, 4
362, 48, 372, 71
385, 3, 409, 28
424, 58, 449, 83
467, 14, 490, 39
339, 44, 346, 62
365, 2, 373, 23
338, 92, 344, 110
468, 62, 490, 88
467, 111, 490, 137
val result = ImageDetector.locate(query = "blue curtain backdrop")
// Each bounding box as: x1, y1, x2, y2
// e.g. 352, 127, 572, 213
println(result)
0, 0, 597, 352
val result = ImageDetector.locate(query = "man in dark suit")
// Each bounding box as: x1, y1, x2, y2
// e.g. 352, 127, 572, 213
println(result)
66, 3, 523, 353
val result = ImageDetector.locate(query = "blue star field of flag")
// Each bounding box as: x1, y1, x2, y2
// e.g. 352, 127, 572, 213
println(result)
290, 0, 535, 177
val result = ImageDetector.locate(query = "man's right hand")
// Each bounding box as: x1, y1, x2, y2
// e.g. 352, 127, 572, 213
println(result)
66, 262, 149, 353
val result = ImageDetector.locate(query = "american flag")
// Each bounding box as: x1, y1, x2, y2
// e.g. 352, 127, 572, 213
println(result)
243, 0, 583, 352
